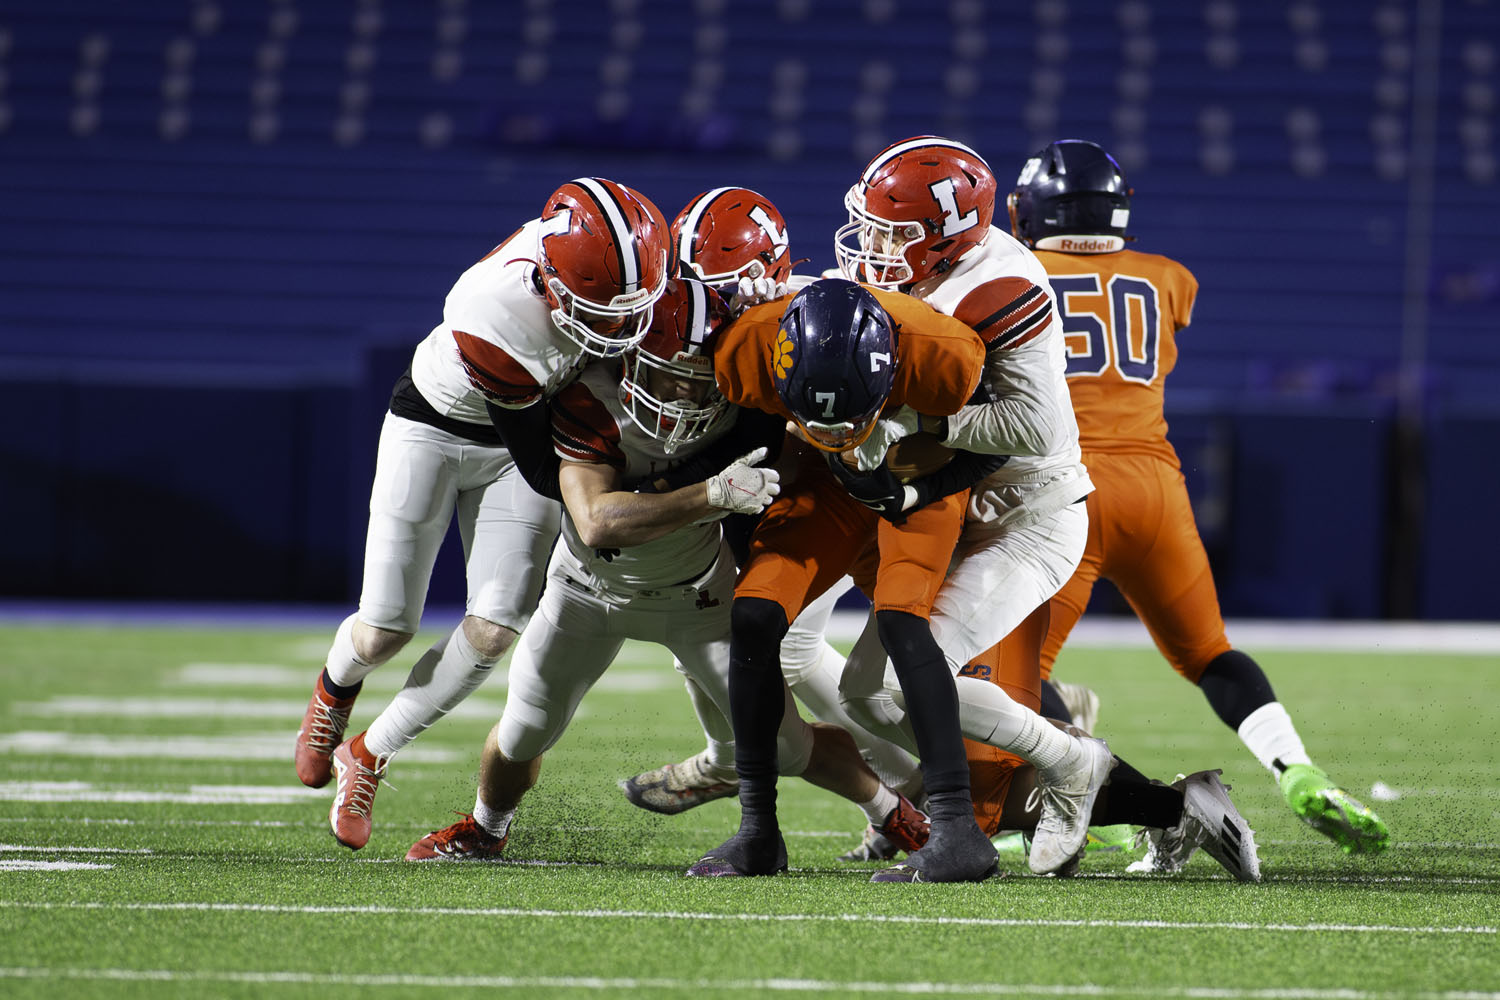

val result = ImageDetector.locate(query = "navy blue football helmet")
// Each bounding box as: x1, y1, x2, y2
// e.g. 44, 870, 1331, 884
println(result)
1007, 139, 1133, 252
772, 278, 896, 453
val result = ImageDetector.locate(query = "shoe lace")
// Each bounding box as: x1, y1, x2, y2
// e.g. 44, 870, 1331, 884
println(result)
304, 700, 352, 754
339, 755, 391, 819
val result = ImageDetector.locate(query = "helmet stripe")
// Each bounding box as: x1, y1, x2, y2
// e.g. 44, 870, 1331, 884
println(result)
677, 187, 734, 267
574, 177, 641, 291
861, 136, 989, 185
684, 279, 710, 352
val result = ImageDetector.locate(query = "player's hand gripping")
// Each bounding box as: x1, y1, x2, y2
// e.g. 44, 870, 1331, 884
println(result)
706, 447, 781, 515
848, 405, 921, 472
728, 275, 790, 315
825, 454, 916, 525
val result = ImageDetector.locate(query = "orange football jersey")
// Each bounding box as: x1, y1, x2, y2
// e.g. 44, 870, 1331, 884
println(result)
1034, 248, 1197, 467
713, 287, 986, 422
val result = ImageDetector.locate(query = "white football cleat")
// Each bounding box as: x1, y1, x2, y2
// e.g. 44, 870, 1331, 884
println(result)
1128, 769, 1261, 882
1028, 736, 1116, 875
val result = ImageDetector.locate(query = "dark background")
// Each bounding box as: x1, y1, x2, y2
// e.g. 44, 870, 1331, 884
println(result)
2, 0, 1496, 621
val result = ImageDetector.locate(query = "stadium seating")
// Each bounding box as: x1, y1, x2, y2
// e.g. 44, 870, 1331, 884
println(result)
1, 0, 1495, 614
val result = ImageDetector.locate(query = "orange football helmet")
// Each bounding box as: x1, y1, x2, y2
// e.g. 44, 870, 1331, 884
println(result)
835, 136, 997, 290
671, 187, 792, 293
538, 177, 670, 358
619, 277, 731, 453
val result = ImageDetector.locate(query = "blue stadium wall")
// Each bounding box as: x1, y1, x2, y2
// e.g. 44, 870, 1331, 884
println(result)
1, 0, 1497, 620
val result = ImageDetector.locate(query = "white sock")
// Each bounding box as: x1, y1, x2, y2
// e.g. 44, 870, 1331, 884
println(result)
364, 626, 502, 758
324, 614, 378, 688
1237, 702, 1312, 775
473, 794, 515, 839
857, 785, 899, 827
954, 674, 1076, 769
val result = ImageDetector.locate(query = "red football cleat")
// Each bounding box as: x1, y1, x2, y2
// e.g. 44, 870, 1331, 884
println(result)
406, 813, 508, 861
294, 672, 358, 788
329, 733, 388, 850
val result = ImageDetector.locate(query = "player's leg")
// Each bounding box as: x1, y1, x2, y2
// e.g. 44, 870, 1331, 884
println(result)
407, 580, 622, 860
782, 577, 924, 800
358, 457, 558, 759
299, 415, 457, 789
693, 480, 867, 875
850, 494, 996, 883
1116, 456, 1387, 854
915, 501, 1114, 874
1035, 491, 1108, 730
332, 455, 559, 849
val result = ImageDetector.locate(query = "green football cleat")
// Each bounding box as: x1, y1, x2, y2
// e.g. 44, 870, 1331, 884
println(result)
1279, 764, 1390, 855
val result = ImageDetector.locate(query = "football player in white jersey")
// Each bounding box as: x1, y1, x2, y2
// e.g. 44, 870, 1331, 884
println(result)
405, 278, 929, 862
830, 136, 1119, 878
292, 177, 671, 851
617, 189, 926, 835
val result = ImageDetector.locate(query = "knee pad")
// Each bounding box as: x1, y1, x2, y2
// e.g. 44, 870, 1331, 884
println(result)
732, 597, 790, 657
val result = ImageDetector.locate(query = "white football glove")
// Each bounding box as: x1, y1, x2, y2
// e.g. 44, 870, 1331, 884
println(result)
848, 405, 922, 472
729, 275, 789, 314
706, 446, 782, 514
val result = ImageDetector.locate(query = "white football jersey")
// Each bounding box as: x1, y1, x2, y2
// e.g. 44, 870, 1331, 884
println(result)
410, 220, 586, 425
907, 226, 1092, 521
548, 363, 736, 592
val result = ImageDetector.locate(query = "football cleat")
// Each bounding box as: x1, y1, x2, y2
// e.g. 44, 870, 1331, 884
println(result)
328, 733, 390, 851
618, 751, 737, 815
1127, 770, 1261, 882
875, 794, 931, 855
685, 831, 788, 877
294, 672, 358, 788
405, 813, 508, 861
837, 824, 900, 862
871, 816, 999, 883
1051, 681, 1101, 735
1280, 763, 1390, 855
1028, 736, 1116, 875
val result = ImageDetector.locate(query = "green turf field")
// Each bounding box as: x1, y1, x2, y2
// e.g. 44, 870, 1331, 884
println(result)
1, 618, 1497, 998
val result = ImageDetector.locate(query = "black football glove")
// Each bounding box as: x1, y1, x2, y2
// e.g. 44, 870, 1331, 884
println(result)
825, 452, 909, 525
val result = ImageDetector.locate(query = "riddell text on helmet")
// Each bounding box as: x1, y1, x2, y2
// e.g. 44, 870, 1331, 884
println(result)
1058, 237, 1115, 252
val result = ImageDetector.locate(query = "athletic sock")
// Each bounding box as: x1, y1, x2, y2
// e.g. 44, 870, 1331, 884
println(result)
324, 613, 379, 688
364, 624, 503, 759
472, 795, 515, 839
857, 785, 899, 827
1088, 757, 1183, 829
320, 669, 361, 701
1197, 649, 1277, 730
1237, 702, 1312, 776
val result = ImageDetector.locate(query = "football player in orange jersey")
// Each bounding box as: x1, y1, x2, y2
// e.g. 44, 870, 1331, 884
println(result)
1009, 139, 1389, 858
687, 277, 1124, 883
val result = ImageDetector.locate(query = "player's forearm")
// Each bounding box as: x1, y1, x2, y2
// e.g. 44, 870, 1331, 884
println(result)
570, 486, 713, 549
940, 381, 1061, 456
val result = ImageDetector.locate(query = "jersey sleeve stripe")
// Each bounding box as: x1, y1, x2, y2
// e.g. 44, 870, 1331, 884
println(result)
550, 388, 625, 467
453, 330, 543, 407
986, 300, 1053, 350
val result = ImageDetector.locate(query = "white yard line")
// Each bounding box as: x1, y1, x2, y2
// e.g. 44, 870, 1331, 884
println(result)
14, 696, 508, 719
0, 781, 331, 804
0, 732, 462, 762
2, 900, 1492, 936
0, 861, 113, 871
0, 967, 1495, 998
